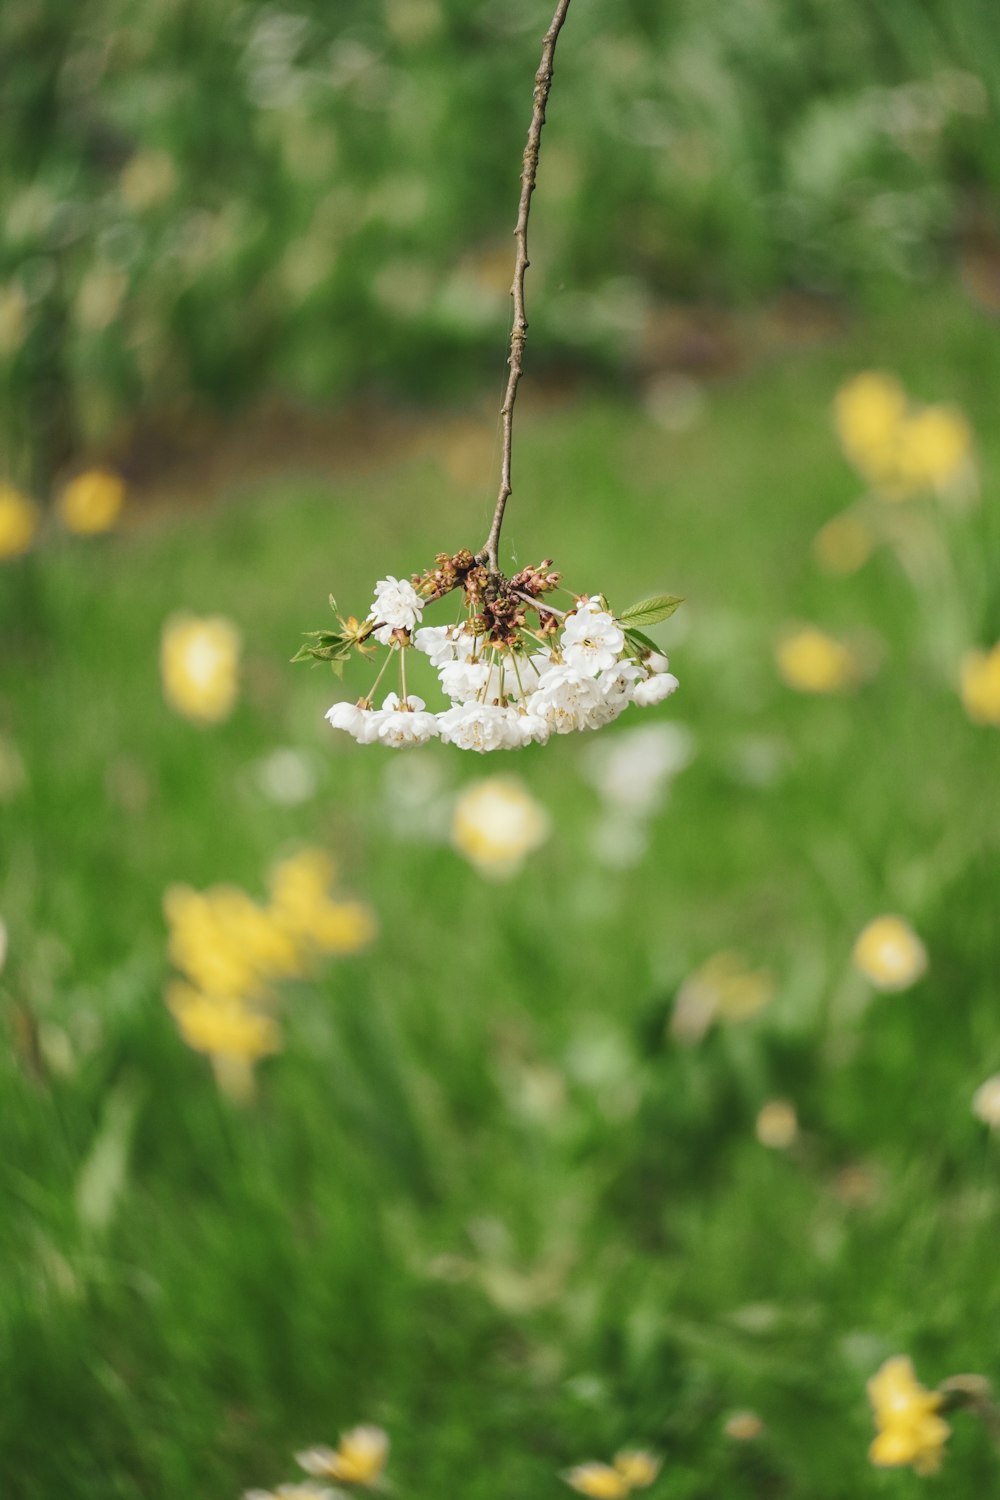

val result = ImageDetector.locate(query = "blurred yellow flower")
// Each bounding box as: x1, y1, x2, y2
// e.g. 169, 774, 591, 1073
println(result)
896, 405, 973, 496
755, 1098, 799, 1150
563, 1464, 631, 1499
57, 468, 125, 535
723, 1411, 764, 1441
563, 1449, 659, 1497
835, 372, 907, 486
812, 512, 875, 576
852, 915, 927, 992
0, 482, 40, 560
671, 950, 775, 1044
164, 882, 303, 1000
868, 1356, 950, 1475
611, 1452, 660, 1488
167, 982, 282, 1061
776, 627, 860, 694
971, 1074, 1000, 1129
959, 644, 1000, 727
161, 613, 241, 724
269, 849, 377, 957
297, 1425, 389, 1486
452, 776, 550, 879
834, 371, 974, 500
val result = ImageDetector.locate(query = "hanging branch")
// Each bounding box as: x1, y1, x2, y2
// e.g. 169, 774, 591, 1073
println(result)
477, 0, 574, 576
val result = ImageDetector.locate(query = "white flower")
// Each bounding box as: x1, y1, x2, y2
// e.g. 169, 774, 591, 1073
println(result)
528, 664, 611, 733
646, 651, 671, 674
633, 671, 679, 707
560, 602, 625, 676
326, 700, 381, 743
598, 657, 644, 708
972, 1075, 1000, 1129
514, 711, 551, 745
368, 575, 424, 644
439, 657, 491, 703
452, 775, 551, 878
376, 692, 439, 747
414, 622, 472, 666
438, 702, 525, 752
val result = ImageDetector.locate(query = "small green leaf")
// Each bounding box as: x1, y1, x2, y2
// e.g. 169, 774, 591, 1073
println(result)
624, 627, 661, 658
620, 595, 684, 628
329, 594, 339, 614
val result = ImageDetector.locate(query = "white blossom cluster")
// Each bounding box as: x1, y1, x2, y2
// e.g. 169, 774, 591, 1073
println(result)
326, 580, 679, 752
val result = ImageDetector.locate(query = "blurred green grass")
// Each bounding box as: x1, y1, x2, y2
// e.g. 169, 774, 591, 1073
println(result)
2, 285, 1000, 1498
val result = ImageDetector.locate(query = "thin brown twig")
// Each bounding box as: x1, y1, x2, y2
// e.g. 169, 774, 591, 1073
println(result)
477, 0, 574, 575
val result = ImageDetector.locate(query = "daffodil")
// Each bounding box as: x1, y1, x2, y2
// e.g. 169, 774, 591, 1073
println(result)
776, 627, 860, 695
56, 468, 125, 535
852, 915, 927, 992
160, 612, 241, 724
959, 644, 1000, 727
0, 482, 40, 560
297, 1425, 389, 1486
868, 1356, 950, 1476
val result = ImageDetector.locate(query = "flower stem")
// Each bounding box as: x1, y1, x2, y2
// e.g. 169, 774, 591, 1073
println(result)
477, 0, 574, 576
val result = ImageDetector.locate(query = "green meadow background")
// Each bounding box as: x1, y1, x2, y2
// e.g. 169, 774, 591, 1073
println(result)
3, 1, 1000, 1497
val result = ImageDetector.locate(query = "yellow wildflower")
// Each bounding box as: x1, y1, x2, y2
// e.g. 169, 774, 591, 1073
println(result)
812, 512, 875, 575
776, 626, 860, 695
834, 371, 975, 500
563, 1465, 630, 1500
164, 883, 303, 1000
868, 1356, 950, 1476
166, 983, 281, 1061
834, 372, 908, 488
671, 950, 774, 1044
895, 406, 973, 497
852, 915, 927, 992
160, 612, 241, 724
0, 482, 40, 560
959, 644, 1000, 727
268, 849, 376, 957
451, 776, 550, 880
611, 1451, 660, 1488
564, 1449, 660, 1498
755, 1099, 799, 1150
57, 468, 125, 535
297, 1425, 389, 1486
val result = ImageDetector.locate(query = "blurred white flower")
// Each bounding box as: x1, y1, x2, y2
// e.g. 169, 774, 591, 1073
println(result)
972, 1075, 1000, 1129
254, 748, 318, 806
452, 776, 550, 878
381, 752, 451, 839
585, 723, 696, 815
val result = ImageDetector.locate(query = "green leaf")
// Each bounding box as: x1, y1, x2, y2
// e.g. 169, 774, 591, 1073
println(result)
619, 595, 684, 627
329, 594, 339, 614
624, 627, 662, 658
